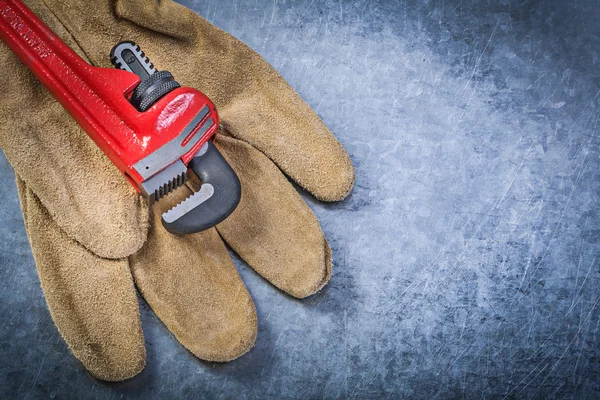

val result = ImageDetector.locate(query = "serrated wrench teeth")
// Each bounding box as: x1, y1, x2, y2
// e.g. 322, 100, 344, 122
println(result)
160, 141, 241, 235
162, 184, 215, 224
140, 160, 188, 203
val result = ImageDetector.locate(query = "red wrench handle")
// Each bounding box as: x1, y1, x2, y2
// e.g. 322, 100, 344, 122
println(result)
0, 0, 142, 175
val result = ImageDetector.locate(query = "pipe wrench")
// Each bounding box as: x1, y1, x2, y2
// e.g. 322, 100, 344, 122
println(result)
0, 0, 241, 235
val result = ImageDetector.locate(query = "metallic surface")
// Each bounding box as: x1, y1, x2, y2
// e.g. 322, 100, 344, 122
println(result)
133, 107, 211, 179
162, 140, 241, 234
1, 0, 600, 398
140, 160, 187, 203
162, 183, 214, 224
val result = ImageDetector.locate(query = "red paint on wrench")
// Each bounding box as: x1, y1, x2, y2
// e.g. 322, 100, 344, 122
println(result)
0, 0, 218, 189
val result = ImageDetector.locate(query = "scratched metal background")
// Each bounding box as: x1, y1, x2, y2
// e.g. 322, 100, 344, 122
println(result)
1, 0, 599, 398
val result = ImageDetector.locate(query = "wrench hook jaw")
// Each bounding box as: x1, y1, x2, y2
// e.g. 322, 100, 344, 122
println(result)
161, 141, 241, 235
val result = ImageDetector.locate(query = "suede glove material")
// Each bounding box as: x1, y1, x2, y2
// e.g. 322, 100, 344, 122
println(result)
0, 0, 354, 381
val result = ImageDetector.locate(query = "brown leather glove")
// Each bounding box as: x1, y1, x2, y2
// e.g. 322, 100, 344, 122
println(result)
0, 0, 354, 381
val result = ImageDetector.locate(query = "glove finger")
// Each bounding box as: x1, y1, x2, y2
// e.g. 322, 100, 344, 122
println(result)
16, 177, 145, 381
130, 188, 257, 362
0, 0, 148, 259
215, 56, 355, 202
214, 135, 332, 299
41, 0, 355, 201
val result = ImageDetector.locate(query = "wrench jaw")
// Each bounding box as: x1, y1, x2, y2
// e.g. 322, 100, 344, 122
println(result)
161, 141, 242, 235
139, 141, 241, 235
140, 160, 188, 204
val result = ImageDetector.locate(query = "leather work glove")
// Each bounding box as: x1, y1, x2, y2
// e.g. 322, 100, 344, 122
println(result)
0, 0, 354, 382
